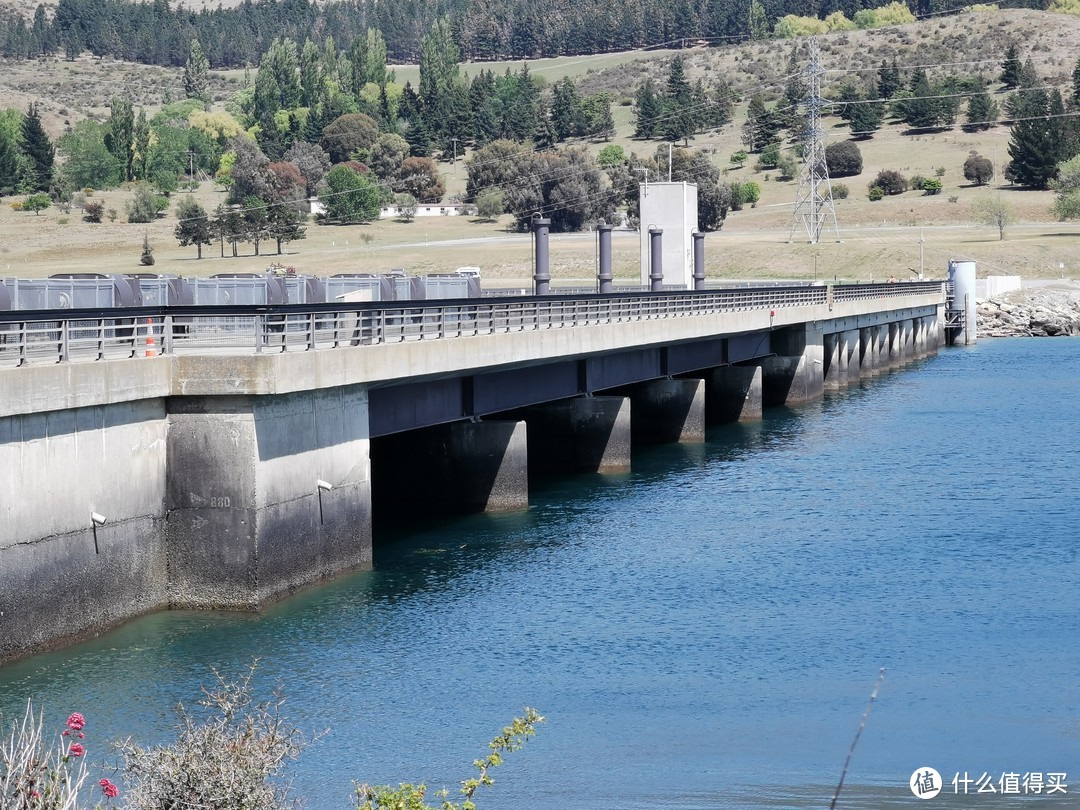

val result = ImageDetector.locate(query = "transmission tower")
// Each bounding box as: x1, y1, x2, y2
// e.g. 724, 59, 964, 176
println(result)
788, 37, 840, 244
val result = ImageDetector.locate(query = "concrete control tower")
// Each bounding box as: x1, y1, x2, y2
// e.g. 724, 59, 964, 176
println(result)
638, 181, 697, 290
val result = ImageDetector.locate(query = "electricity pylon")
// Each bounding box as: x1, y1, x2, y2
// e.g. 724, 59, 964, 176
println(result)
788, 37, 840, 244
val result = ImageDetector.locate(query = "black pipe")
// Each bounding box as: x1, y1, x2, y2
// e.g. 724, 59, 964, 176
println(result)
532, 217, 551, 295
649, 228, 664, 292
692, 232, 706, 291
597, 223, 613, 293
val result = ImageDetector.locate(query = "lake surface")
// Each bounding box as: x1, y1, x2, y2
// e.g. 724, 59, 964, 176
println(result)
1, 338, 1077, 809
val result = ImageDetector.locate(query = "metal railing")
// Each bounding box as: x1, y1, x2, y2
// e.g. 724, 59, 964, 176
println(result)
0, 282, 945, 368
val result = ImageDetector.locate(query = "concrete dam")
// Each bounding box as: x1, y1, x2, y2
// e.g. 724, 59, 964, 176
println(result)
0, 277, 950, 665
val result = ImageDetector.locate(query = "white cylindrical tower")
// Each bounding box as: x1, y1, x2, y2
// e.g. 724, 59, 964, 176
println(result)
948, 260, 977, 345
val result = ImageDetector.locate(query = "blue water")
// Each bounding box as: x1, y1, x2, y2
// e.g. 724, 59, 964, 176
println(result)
1, 338, 1078, 809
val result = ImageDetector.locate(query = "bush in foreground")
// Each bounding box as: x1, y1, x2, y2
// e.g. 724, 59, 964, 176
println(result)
3, 664, 542, 810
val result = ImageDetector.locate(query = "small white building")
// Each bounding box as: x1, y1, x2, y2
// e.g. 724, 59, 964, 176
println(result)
638, 181, 698, 290
380, 203, 477, 219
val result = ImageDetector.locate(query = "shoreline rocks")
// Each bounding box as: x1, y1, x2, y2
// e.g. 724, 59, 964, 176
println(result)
977, 283, 1080, 338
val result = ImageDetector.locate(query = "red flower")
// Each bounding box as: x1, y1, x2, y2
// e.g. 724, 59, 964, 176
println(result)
99, 778, 120, 798
68, 743, 85, 757
66, 712, 86, 731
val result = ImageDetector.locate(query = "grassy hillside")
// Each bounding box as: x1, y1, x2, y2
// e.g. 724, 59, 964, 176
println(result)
1, 8, 1079, 282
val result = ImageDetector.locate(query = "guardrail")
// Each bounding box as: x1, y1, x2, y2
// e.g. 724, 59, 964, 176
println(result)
0, 282, 945, 369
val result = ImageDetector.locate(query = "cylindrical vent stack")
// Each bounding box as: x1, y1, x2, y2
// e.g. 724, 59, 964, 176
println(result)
532, 217, 551, 295
692, 232, 705, 291
649, 228, 664, 292
597, 223, 613, 293
948, 259, 977, 345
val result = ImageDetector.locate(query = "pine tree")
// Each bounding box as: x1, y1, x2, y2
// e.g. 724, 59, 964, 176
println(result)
552, 77, 582, 141
848, 97, 884, 139
1007, 89, 1064, 189
782, 45, 806, 133
299, 39, 321, 109
749, 0, 768, 41
418, 18, 460, 144
184, 39, 211, 104
963, 89, 999, 133
634, 79, 662, 139
901, 69, 940, 130
877, 59, 900, 100
709, 80, 734, 129
1018, 58, 1038, 89
21, 103, 53, 192
1072, 56, 1080, 110
1000, 44, 1022, 89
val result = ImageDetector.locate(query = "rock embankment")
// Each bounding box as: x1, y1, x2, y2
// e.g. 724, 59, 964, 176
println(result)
977, 283, 1080, 337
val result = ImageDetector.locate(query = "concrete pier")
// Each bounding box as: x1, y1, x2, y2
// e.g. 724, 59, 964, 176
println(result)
705, 366, 763, 422
525, 396, 631, 474
630, 379, 705, 443
842, 330, 861, 384
374, 420, 529, 515
166, 389, 372, 610
760, 324, 824, 406
824, 332, 846, 392
0, 400, 168, 662
859, 326, 877, 378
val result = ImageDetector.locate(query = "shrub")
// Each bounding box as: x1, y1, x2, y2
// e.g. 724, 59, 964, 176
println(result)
776, 153, 799, 181
871, 169, 908, 195
23, 193, 51, 215
948, 195, 960, 203
729, 149, 749, 167
832, 182, 849, 199
126, 183, 160, 223
922, 178, 943, 195
107, 208, 118, 222
84, 200, 105, 223
741, 181, 761, 204
910, 174, 926, 190
117, 665, 310, 810
394, 192, 418, 222
729, 182, 745, 211
757, 142, 781, 170
963, 154, 994, 186
475, 187, 505, 220
83, 187, 94, 196
935, 166, 946, 177
868, 185, 884, 201
825, 141, 863, 177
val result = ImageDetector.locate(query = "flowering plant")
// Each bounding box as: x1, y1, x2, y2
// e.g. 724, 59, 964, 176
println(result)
0, 704, 119, 809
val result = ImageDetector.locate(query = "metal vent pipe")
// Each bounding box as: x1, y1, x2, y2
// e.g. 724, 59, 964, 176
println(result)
532, 217, 551, 295
648, 227, 664, 292
597, 223, 613, 293
692, 231, 705, 291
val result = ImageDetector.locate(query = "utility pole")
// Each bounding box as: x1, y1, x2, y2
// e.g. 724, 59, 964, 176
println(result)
788, 37, 840, 244
668, 142, 672, 182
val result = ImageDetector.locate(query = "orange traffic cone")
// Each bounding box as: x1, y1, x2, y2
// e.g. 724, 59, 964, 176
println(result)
145, 318, 157, 357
